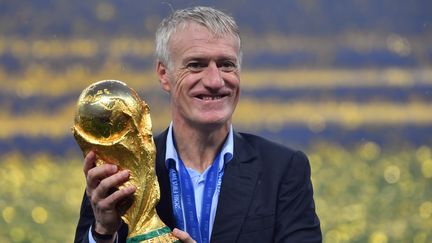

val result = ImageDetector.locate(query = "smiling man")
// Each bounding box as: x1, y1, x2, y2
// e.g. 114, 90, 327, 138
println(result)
74, 6, 321, 243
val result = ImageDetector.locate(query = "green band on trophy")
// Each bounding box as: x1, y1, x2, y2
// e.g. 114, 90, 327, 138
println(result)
126, 226, 181, 243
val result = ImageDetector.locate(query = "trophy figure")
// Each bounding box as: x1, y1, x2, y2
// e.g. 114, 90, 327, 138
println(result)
72, 80, 179, 242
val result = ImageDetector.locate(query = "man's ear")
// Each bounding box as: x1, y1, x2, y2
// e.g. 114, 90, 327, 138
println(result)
156, 61, 171, 93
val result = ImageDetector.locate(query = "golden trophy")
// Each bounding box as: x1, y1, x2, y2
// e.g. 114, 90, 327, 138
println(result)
72, 80, 179, 242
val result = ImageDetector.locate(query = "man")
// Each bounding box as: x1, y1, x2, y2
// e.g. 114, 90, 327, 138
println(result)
74, 6, 321, 243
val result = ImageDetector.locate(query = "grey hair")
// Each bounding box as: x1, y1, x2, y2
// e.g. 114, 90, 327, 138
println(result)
155, 6, 242, 70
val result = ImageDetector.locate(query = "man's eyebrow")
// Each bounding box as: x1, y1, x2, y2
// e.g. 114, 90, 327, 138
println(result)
184, 57, 208, 62
182, 55, 238, 65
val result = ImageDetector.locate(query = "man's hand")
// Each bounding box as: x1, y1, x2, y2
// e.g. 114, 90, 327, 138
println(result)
172, 228, 197, 243
84, 151, 136, 236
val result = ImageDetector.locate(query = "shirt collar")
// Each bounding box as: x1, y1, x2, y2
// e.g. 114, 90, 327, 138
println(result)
165, 122, 234, 172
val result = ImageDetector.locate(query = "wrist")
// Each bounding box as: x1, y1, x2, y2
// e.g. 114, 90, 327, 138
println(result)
91, 222, 117, 242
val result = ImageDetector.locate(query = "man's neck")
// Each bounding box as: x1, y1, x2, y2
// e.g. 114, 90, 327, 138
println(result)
172, 121, 230, 173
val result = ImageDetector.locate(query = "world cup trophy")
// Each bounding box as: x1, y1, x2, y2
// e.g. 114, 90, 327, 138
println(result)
72, 80, 179, 242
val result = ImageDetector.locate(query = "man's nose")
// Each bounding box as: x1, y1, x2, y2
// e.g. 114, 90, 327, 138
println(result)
202, 62, 224, 89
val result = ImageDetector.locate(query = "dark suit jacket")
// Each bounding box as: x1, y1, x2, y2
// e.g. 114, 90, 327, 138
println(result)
74, 130, 322, 243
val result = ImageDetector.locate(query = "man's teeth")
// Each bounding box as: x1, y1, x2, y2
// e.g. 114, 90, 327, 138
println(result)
202, 96, 222, 100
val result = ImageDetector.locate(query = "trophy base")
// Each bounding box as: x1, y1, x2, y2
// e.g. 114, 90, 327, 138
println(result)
126, 226, 181, 243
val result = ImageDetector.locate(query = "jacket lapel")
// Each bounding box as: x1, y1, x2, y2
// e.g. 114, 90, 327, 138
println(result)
211, 132, 261, 242
154, 130, 176, 229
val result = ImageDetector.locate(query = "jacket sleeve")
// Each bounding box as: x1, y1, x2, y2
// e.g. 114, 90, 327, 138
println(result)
73, 191, 129, 243
274, 151, 322, 243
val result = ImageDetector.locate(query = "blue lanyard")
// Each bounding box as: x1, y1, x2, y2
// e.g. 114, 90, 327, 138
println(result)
168, 155, 223, 243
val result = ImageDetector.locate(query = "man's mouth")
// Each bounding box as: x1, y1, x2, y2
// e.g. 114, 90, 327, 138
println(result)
197, 95, 224, 100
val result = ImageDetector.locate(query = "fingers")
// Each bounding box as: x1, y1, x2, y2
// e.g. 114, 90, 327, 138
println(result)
172, 228, 197, 243
83, 151, 132, 203
82, 151, 136, 235
91, 184, 135, 234
84, 151, 120, 191
83, 151, 96, 176
91, 169, 133, 200
94, 184, 136, 211
87, 163, 118, 190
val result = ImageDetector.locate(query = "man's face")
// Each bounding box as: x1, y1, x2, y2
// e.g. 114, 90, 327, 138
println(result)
158, 23, 241, 129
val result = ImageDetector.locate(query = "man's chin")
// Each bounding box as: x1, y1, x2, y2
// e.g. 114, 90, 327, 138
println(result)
191, 117, 231, 130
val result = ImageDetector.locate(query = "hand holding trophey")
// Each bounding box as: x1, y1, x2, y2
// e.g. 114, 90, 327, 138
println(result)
84, 151, 136, 239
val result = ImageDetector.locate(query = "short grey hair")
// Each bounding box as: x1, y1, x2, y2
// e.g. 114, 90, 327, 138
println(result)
155, 6, 242, 70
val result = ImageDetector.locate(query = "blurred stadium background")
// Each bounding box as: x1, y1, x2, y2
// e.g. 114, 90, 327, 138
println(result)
0, 0, 431, 242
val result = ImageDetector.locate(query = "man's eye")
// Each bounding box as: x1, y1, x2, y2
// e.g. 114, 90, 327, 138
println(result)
219, 61, 237, 72
187, 62, 206, 71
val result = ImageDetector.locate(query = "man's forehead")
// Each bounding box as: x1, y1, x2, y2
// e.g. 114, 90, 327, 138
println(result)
171, 39, 239, 63
170, 22, 236, 44
166, 22, 241, 65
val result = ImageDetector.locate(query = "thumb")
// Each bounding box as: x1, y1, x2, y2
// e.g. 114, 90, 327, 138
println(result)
172, 228, 196, 243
